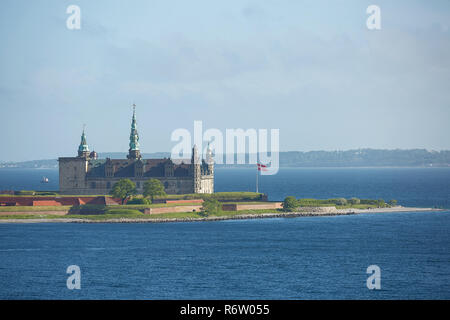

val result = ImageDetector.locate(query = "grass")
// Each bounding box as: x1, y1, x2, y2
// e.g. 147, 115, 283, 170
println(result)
0, 202, 263, 215
120, 202, 203, 209
153, 191, 263, 201
0, 205, 72, 212
0, 208, 284, 221
1, 191, 262, 199
0, 213, 145, 220
295, 198, 391, 209
0, 191, 265, 214
0, 193, 108, 197
0, 200, 384, 215
147, 208, 283, 220
298, 203, 336, 207
103, 208, 143, 215
335, 204, 379, 209
0, 193, 393, 219
0, 202, 204, 213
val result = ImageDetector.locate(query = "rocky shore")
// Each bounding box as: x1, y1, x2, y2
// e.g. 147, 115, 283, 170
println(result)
0, 206, 442, 224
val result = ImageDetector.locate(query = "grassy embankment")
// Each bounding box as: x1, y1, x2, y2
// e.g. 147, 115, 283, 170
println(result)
0, 208, 281, 220
0, 193, 394, 220
0, 192, 271, 219
0, 191, 263, 199
295, 198, 390, 209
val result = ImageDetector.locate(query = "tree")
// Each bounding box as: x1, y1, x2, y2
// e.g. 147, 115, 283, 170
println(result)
143, 179, 166, 202
348, 197, 360, 205
334, 198, 348, 206
388, 199, 398, 207
110, 179, 137, 204
282, 196, 299, 212
201, 198, 221, 216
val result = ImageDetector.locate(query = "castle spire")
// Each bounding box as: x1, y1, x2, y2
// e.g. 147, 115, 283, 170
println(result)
191, 144, 200, 164
78, 124, 90, 158
206, 142, 213, 164
127, 103, 141, 159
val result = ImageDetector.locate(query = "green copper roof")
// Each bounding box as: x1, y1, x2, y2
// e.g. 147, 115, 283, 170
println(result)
129, 105, 140, 151
78, 129, 89, 152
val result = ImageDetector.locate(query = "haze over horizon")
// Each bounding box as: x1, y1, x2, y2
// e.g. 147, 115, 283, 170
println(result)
1, 148, 449, 164
1, 0, 449, 162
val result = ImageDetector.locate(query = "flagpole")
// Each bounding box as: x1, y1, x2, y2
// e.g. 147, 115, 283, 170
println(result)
256, 164, 259, 193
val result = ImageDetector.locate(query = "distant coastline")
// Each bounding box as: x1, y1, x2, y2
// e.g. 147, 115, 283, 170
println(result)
1, 149, 449, 169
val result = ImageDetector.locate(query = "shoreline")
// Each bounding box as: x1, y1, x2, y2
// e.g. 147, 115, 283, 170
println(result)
0, 206, 444, 224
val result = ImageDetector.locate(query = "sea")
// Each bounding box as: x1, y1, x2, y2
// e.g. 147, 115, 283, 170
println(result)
0, 167, 449, 299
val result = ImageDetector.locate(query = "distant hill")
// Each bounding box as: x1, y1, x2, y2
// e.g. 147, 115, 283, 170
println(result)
97, 152, 172, 159
1, 149, 449, 169
0, 159, 59, 169
278, 149, 450, 167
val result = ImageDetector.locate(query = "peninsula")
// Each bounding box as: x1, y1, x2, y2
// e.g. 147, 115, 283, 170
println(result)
0, 192, 441, 224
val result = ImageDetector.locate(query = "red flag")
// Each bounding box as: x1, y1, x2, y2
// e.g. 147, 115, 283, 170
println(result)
257, 163, 268, 171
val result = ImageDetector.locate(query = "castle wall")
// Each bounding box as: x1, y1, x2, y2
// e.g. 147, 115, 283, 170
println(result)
59, 158, 88, 195
59, 158, 214, 196
81, 177, 195, 195
198, 175, 214, 194
59, 175, 196, 195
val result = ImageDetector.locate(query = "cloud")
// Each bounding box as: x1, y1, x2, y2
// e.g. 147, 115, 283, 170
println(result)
106, 24, 450, 106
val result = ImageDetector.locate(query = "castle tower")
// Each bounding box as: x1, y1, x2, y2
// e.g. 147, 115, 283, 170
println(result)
206, 142, 214, 176
78, 126, 90, 158
127, 104, 141, 160
192, 144, 201, 193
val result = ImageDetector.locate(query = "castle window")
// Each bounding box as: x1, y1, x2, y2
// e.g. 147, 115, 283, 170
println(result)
164, 181, 169, 189
91, 182, 96, 189
107, 182, 111, 189
164, 164, 174, 177
106, 166, 114, 178
136, 182, 140, 188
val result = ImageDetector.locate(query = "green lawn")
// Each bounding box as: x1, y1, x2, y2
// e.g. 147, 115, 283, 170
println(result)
0, 208, 284, 221
0, 205, 72, 212
335, 204, 379, 209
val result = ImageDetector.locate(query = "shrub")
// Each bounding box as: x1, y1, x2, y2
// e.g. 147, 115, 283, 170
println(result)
283, 196, 299, 212
297, 198, 321, 206
104, 209, 142, 215
201, 198, 222, 216
207, 192, 262, 202
152, 192, 262, 202
16, 190, 36, 196
388, 199, 398, 206
127, 197, 151, 205
333, 198, 348, 206
360, 199, 379, 205
348, 197, 360, 205
68, 205, 106, 215
35, 192, 58, 196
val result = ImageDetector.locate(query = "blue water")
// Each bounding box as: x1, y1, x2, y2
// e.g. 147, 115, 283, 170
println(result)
0, 168, 59, 192
0, 167, 449, 299
1, 212, 449, 299
215, 167, 450, 208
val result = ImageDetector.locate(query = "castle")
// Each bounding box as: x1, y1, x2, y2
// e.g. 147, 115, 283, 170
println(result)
58, 106, 214, 195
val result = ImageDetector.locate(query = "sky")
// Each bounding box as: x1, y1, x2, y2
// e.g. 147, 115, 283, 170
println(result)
0, 0, 449, 161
